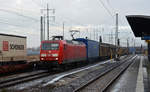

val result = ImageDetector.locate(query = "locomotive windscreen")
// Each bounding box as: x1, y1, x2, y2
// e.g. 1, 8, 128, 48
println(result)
42, 43, 59, 50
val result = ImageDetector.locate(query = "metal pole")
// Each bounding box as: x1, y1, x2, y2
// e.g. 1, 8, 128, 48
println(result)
127, 38, 129, 55
96, 28, 98, 41
110, 33, 112, 43
86, 29, 88, 38
63, 22, 64, 40
43, 14, 45, 40
94, 30, 95, 40
102, 27, 104, 42
47, 4, 49, 40
115, 13, 118, 59
40, 16, 43, 42
90, 30, 91, 39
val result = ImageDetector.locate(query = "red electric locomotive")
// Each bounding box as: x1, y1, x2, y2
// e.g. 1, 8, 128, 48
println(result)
40, 39, 86, 66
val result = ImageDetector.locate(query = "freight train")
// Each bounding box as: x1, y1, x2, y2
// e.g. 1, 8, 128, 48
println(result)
0, 33, 28, 74
40, 37, 128, 68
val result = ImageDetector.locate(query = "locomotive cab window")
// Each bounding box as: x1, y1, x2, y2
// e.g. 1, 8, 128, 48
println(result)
42, 43, 59, 50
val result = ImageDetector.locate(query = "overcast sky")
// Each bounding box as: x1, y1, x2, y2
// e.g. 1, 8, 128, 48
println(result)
0, 0, 148, 48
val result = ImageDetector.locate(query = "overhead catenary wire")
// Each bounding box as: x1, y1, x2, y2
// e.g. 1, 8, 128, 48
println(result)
55, 15, 86, 27
106, 0, 116, 13
0, 21, 39, 30
0, 21, 25, 28
0, 8, 39, 22
0, 0, 116, 40
31, 0, 44, 8
97, 0, 114, 18
0, 17, 39, 29
105, 0, 133, 37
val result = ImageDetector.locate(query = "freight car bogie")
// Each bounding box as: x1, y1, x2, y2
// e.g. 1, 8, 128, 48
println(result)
0, 61, 26, 66
41, 59, 88, 71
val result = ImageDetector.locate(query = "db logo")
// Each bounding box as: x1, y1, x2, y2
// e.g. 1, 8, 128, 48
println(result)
3, 41, 9, 51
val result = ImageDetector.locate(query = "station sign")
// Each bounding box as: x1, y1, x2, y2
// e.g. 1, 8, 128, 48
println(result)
141, 36, 150, 40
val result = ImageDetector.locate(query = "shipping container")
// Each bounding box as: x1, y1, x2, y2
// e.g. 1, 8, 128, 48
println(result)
0, 33, 27, 62
99, 43, 116, 59
74, 38, 99, 60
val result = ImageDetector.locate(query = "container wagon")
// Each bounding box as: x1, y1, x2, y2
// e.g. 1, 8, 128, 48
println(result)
0, 33, 27, 74
74, 38, 99, 61
99, 43, 116, 59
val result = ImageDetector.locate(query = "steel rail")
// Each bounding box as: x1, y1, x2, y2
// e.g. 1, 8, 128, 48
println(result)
0, 71, 49, 89
74, 55, 137, 92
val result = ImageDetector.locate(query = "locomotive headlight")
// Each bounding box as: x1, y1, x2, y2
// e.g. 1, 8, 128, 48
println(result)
41, 54, 46, 57
52, 54, 58, 57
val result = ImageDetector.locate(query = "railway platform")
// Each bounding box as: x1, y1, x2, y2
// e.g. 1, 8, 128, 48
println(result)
106, 55, 150, 92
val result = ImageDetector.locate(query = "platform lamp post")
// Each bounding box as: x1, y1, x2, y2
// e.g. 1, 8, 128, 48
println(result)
115, 13, 119, 61
127, 38, 129, 55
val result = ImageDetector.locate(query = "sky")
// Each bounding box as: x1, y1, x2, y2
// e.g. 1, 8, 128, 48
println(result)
0, 0, 148, 48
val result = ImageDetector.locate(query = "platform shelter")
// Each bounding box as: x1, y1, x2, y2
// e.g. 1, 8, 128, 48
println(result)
126, 15, 150, 60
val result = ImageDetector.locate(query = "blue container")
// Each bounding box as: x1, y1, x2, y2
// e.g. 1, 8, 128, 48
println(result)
74, 38, 99, 60
129, 47, 136, 54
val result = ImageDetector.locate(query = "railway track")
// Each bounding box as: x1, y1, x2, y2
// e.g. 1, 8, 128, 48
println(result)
0, 55, 134, 91
73, 55, 137, 92
0, 70, 49, 89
